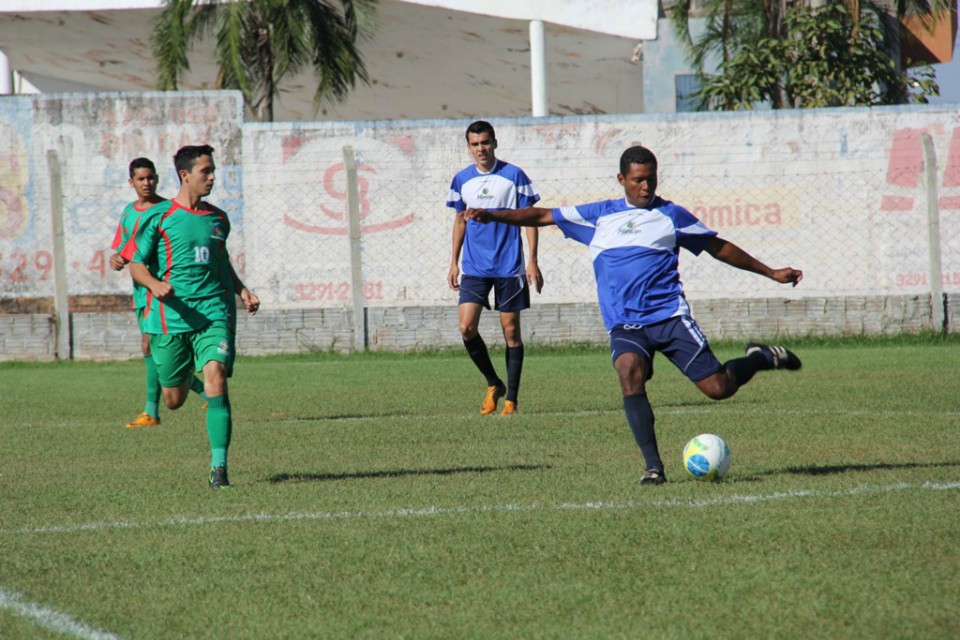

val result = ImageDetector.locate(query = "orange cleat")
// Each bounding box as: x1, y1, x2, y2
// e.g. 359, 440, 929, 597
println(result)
125, 413, 160, 429
500, 400, 518, 416
480, 384, 505, 416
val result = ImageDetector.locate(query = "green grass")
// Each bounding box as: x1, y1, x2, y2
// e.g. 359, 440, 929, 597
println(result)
1, 338, 959, 639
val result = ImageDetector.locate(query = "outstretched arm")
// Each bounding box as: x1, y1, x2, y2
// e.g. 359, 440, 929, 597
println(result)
464, 206, 555, 227
705, 237, 803, 286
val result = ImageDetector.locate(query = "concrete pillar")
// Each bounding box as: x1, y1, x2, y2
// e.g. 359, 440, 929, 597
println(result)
530, 20, 548, 117
0, 51, 13, 94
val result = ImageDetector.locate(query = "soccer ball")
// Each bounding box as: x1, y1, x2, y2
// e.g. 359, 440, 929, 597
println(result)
683, 433, 732, 480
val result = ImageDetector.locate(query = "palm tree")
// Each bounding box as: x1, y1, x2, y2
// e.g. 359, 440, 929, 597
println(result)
669, 0, 950, 110
151, 0, 376, 121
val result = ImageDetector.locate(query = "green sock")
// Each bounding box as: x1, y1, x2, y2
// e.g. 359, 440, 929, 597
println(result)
190, 375, 208, 401
144, 355, 160, 418
206, 395, 232, 469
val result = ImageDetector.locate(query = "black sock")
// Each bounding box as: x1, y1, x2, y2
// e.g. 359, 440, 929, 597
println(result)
623, 393, 662, 471
504, 345, 524, 403
724, 351, 771, 387
464, 335, 502, 387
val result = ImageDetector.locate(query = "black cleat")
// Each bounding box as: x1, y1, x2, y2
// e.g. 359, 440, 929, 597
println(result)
208, 466, 231, 489
745, 343, 802, 370
640, 468, 667, 486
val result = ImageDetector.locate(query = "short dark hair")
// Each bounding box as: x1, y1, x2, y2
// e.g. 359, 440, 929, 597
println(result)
173, 144, 215, 178
128, 157, 156, 178
619, 146, 657, 175
465, 120, 496, 141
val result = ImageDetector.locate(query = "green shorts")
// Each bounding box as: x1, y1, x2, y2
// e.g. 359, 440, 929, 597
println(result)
150, 323, 234, 388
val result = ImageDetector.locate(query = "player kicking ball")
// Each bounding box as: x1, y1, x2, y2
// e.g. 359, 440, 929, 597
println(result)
465, 146, 802, 486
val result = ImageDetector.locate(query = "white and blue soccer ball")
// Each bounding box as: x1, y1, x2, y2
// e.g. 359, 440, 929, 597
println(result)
683, 433, 732, 480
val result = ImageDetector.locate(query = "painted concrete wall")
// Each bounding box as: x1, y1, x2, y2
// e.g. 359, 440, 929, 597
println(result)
1, 91, 958, 360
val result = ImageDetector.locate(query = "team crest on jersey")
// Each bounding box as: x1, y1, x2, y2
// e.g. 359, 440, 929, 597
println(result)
618, 217, 643, 235
210, 221, 225, 240
217, 340, 230, 355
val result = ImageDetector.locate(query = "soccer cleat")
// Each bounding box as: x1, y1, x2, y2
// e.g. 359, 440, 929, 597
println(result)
208, 466, 231, 489
640, 468, 667, 486
125, 413, 160, 429
500, 400, 518, 416
480, 384, 505, 416
745, 343, 802, 370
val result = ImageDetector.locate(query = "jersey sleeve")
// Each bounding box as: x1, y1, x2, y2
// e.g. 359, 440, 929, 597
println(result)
445, 175, 464, 213
663, 201, 717, 255
110, 220, 124, 251
514, 168, 540, 209
131, 209, 163, 265
117, 217, 143, 262
552, 203, 598, 246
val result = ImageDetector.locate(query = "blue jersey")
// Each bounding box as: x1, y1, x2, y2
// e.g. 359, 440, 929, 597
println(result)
552, 196, 717, 331
446, 159, 540, 278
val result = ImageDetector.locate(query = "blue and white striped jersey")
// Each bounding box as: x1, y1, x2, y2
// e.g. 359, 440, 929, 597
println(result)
552, 196, 717, 330
446, 159, 540, 278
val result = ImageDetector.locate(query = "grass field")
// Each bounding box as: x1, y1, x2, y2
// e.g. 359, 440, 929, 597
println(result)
1, 336, 959, 639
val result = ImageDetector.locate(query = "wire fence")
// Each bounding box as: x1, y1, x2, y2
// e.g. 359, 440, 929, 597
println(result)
1, 94, 958, 320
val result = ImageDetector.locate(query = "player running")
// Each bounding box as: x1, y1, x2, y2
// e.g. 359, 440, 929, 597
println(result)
128, 145, 259, 489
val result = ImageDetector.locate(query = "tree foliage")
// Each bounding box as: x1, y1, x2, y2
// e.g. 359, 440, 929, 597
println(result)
670, 0, 948, 110
151, 0, 376, 121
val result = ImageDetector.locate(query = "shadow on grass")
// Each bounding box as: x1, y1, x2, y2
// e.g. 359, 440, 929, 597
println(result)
265, 412, 410, 421
734, 460, 960, 481
780, 460, 960, 476
266, 463, 549, 484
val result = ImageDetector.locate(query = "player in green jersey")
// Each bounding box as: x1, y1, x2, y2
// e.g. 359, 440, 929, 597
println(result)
110, 158, 169, 428
112, 158, 207, 429
129, 145, 259, 489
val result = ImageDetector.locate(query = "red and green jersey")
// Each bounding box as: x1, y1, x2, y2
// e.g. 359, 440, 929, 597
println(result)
132, 200, 233, 335
113, 199, 167, 310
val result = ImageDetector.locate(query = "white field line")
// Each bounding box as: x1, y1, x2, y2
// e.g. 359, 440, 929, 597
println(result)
3, 481, 959, 537
0, 588, 121, 640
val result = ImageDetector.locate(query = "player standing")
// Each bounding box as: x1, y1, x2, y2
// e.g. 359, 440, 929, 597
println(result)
465, 146, 803, 485
128, 145, 259, 489
446, 121, 543, 416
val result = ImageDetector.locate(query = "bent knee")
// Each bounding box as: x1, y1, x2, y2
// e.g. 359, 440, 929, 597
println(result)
164, 395, 187, 410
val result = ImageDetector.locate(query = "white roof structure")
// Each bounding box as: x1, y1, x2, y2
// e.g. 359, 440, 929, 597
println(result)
0, 0, 658, 121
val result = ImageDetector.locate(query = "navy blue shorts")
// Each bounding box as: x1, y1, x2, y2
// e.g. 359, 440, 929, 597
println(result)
459, 274, 530, 312
609, 315, 724, 383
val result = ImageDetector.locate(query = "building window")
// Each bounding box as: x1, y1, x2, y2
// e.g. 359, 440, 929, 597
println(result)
675, 74, 701, 112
